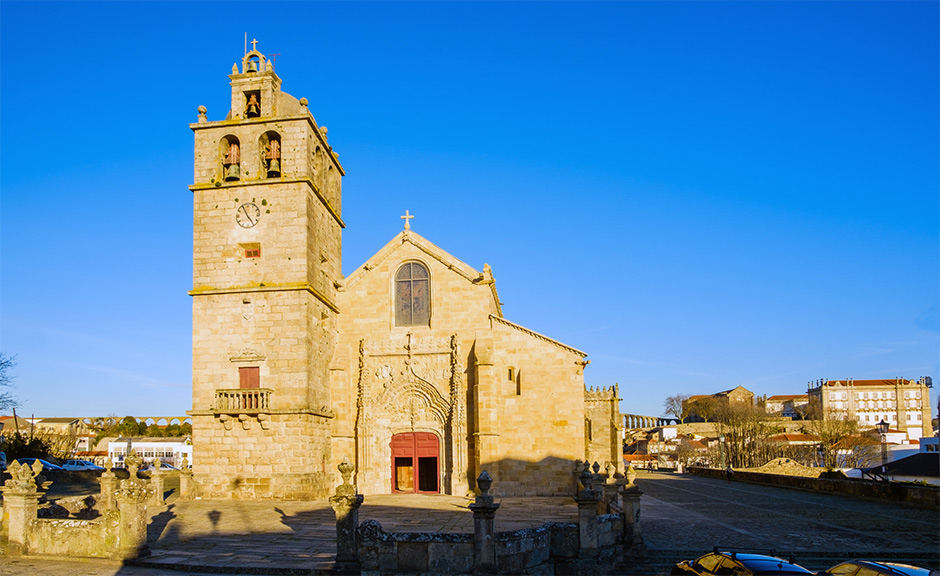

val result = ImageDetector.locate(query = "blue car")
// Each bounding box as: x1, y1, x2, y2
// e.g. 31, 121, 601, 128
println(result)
672, 550, 814, 575
819, 560, 939, 576
13, 458, 64, 471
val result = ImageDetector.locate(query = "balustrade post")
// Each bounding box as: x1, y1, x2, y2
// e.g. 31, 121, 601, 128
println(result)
115, 450, 153, 560
150, 457, 166, 506
1, 460, 44, 554
470, 470, 500, 575
178, 454, 194, 500
99, 457, 118, 509
575, 467, 601, 559
330, 457, 363, 574
620, 479, 645, 558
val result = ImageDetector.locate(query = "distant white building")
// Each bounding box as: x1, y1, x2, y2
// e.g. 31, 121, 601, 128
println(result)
108, 437, 193, 468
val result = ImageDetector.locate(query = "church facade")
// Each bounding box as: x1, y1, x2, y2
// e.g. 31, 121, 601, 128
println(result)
188, 45, 621, 499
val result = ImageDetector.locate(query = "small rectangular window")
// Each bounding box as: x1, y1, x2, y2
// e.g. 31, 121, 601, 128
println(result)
239, 366, 260, 389
245, 248, 261, 258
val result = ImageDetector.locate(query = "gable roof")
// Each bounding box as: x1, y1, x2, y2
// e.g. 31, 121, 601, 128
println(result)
766, 395, 808, 401
490, 315, 587, 358
344, 229, 502, 317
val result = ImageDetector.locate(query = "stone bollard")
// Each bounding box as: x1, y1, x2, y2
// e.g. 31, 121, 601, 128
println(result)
330, 457, 363, 575
178, 454, 194, 501
114, 450, 153, 560
620, 483, 645, 558
469, 470, 500, 575
150, 457, 165, 506
99, 457, 118, 510
574, 467, 602, 560
1, 460, 44, 554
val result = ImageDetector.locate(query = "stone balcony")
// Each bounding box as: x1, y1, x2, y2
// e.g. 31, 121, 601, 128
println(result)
214, 388, 272, 414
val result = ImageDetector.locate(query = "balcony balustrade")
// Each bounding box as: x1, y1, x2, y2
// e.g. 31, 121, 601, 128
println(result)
214, 388, 272, 413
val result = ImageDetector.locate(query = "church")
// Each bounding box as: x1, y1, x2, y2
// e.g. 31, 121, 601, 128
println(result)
188, 44, 621, 499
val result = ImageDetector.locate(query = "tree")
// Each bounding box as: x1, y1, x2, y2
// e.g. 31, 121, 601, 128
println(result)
802, 412, 876, 470
0, 352, 19, 411
694, 396, 719, 423
714, 402, 776, 468
663, 394, 691, 423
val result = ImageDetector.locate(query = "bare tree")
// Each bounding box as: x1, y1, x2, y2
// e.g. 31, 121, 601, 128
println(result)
714, 402, 777, 468
802, 412, 876, 470
0, 352, 18, 411
694, 396, 719, 423
664, 394, 691, 423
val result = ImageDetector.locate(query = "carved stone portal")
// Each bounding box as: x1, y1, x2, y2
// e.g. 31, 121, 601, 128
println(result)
355, 333, 467, 494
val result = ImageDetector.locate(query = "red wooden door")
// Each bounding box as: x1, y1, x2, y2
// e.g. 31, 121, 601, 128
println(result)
390, 432, 439, 493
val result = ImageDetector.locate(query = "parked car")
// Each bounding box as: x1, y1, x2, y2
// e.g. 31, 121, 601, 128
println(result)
140, 462, 179, 471
672, 550, 814, 575
13, 458, 63, 471
61, 459, 105, 471
819, 560, 939, 576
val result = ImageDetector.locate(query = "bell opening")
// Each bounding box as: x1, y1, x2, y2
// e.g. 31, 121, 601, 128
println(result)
245, 91, 261, 118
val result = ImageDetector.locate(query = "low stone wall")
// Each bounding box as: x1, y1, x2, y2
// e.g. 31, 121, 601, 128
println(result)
2, 453, 157, 560
357, 520, 620, 575
497, 524, 561, 574
348, 464, 642, 575
358, 522, 474, 574
24, 513, 119, 557
689, 467, 940, 510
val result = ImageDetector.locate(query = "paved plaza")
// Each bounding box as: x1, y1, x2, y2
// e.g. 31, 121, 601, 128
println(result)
1, 471, 937, 575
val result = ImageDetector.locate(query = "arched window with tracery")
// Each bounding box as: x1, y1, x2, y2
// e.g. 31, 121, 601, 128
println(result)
395, 262, 430, 326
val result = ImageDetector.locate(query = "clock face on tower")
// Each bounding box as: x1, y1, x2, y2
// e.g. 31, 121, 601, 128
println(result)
236, 202, 261, 228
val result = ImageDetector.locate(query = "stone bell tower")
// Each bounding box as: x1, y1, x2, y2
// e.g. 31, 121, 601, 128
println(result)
188, 41, 344, 499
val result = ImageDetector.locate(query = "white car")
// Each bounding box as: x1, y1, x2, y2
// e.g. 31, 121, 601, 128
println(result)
62, 459, 105, 471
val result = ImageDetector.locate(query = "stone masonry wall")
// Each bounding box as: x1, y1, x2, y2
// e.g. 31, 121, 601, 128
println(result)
585, 386, 622, 473
193, 412, 332, 499
482, 319, 586, 496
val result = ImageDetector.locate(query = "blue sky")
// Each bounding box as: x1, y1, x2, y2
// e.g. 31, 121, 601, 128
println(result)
1, 1, 937, 420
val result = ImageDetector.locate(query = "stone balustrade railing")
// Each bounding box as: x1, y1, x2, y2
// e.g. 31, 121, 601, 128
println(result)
214, 388, 272, 413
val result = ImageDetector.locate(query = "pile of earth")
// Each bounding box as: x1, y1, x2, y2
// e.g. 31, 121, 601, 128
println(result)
745, 457, 820, 477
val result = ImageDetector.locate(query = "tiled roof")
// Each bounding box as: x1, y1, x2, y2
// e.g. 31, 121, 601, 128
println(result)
766, 395, 808, 401
823, 379, 920, 387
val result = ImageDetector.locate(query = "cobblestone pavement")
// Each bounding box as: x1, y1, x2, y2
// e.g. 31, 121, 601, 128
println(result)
636, 470, 940, 570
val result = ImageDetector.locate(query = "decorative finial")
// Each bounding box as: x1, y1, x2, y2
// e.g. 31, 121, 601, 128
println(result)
197, 105, 208, 123
300, 97, 308, 109
476, 470, 493, 495
334, 456, 357, 497
401, 210, 414, 230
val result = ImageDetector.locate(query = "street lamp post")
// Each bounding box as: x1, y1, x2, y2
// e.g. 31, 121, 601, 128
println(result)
876, 419, 889, 481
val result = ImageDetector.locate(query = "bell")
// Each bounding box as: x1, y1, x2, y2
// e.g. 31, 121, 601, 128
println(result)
247, 103, 259, 117
225, 163, 240, 181
246, 59, 258, 73
267, 159, 280, 177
